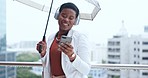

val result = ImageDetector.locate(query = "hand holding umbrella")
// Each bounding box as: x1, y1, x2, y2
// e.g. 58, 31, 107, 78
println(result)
38, 0, 54, 53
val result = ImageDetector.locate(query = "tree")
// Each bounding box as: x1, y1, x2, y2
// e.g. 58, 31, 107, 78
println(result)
16, 52, 41, 78
17, 67, 41, 78
17, 52, 40, 62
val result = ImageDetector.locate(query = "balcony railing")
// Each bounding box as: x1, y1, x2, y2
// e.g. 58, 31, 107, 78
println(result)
0, 61, 148, 78
0, 61, 42, 67
0, 61, 148, 70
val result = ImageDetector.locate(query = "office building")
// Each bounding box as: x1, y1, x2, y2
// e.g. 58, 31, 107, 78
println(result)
89, 43, 107, 78
107, 24, 148, 78
0, 0, 6, 51
0, 0, 16, 78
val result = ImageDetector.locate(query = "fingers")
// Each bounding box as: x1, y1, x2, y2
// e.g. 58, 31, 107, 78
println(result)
36, 41, 42, 51
58, 42, 73, 56
36, 41, 47, 56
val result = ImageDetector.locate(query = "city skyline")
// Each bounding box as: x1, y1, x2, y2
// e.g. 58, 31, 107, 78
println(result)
6, 0, 148, 45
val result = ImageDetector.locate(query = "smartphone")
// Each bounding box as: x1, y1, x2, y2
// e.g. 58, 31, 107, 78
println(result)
59, 35, 72, 44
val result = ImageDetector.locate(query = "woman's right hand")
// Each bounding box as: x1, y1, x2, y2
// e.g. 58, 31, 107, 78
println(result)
36, 41, 47, 57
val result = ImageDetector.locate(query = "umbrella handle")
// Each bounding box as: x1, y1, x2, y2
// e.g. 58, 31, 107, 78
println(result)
39, 36, 46, 53
39, 45, 42, 53
39, 0, 54, 53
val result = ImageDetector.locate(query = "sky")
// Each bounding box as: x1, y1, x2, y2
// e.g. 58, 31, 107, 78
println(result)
6, 0, 148, 45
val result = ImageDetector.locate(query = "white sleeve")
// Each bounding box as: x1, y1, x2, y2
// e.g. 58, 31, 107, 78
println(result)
40, 52, 47, 67
40, 37, 50, 67
71, 33, 91, 75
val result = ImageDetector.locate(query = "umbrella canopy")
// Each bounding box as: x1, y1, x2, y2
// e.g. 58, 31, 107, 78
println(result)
13, 0, 101, 20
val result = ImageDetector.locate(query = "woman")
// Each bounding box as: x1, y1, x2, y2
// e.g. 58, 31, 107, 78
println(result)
36, 2, 91, 78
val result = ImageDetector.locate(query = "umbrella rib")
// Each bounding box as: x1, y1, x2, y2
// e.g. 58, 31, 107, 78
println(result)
13, 0, 101, 20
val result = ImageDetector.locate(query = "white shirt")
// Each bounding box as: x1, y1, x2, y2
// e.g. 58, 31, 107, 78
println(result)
41, 29, 91, 78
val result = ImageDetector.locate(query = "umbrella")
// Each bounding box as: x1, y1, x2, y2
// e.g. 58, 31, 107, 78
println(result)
13, 0, 101, 20
13, 0, 101, 52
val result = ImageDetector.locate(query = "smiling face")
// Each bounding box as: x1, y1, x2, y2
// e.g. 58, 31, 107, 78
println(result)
58, 8, 76, 32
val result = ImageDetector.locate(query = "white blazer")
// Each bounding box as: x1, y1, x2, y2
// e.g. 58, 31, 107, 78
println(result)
41, 29, 91, 78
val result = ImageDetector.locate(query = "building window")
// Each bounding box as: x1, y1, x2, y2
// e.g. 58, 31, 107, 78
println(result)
108, 55, 120, 59
109, 69, 120, 72
142, 49, 148, 52
108, 48, 112, 52
116, 41, 120, 46
134, 55, 136, 58
138, 48, 140, 52
138, 55, 140, 58
142, 72, 148, 75
134, 48, 136, 51
142, 57, 148, 60
108, 41, 120, 46
108, 61, 112, 64
108, 41, 114, 46
142, 42, 148, 45
108, 48, 120, 52
138, 41, 140, 44
134, 41, 136, 44
116, 48, 120, 52
108, 61, 119, 64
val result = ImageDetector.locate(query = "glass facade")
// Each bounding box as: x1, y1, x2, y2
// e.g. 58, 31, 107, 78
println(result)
0, 52, 16, 78
0, 0, 16, 78
0, 0, 6, 51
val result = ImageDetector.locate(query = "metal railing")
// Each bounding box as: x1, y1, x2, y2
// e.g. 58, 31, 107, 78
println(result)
0, 61, 148, 70
0, 61, 42, 67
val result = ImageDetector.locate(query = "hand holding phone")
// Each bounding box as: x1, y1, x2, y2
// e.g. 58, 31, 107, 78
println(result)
58, 35, 73, 56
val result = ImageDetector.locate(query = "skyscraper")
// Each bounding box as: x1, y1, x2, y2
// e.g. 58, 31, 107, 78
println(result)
0, 0, 16, 78
0, 0, 6, 51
